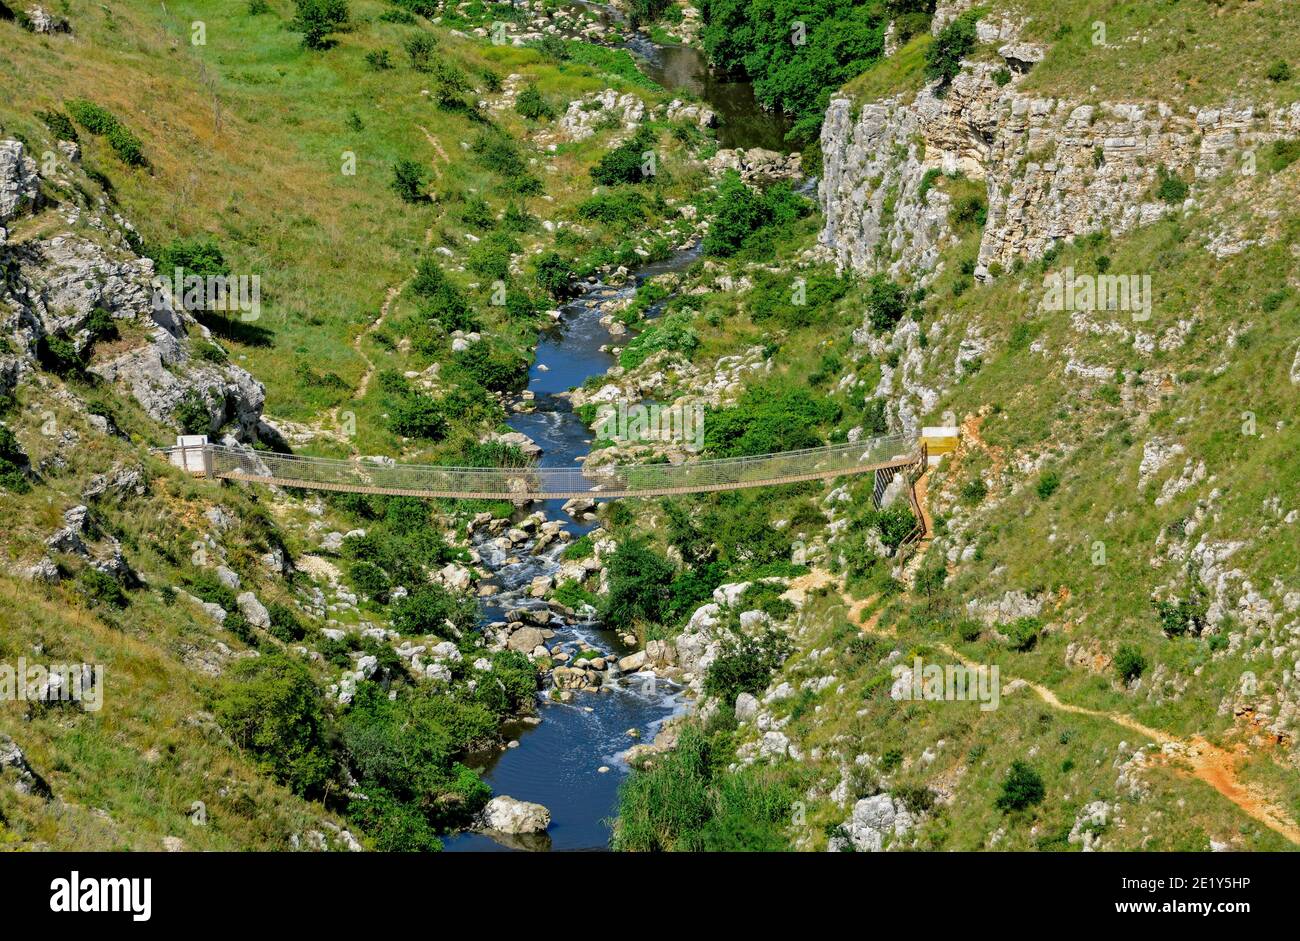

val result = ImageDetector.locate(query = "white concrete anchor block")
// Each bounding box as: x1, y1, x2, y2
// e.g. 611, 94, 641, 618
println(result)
171, 435, 210, 474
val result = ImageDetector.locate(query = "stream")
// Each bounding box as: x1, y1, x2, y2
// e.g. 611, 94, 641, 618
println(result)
443, 22, 792, 853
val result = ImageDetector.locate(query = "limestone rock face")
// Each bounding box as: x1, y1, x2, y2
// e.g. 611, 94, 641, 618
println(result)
481, 795, 551, 834
0, 140, 40, 225
818, 51, 1300, 283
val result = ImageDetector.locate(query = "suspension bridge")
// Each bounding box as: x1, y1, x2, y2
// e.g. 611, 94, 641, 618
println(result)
158, 433, 934, 502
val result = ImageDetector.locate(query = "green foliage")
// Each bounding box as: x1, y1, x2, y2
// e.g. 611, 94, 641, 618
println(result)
534, 251, 576, 298
614, 723, 794, 850
1114, 643, 1148, 683
1154, 577, 1209, 638
704, 623, 795, 707
576, 190, 648, 228
925, 9, 978, 86
1264, 139, 1300, 174
36, 109, 78, 143
65, 99, 147, 166
409, 256, 476, 333
365, 49, 394, 71
960, 476, 988, 504
291, 0, 349, 49
700, 0, 887, 141
0, 424, 30, 493
267, 602, 309, 643
1002, 616, 1041, 652
994, 760, 1045, 813
1035, 470, 1060, 500
391, 159, 429, 203
704, 383, 838, 457
154, 238, 230, 277
79, 568, 128, 609
1155, 165, 1189, 204
465, 231, 519, 281
590, 129, 657, 187
450, 342, 529, 393
866, 274, 908, 331
514, 84, 555, 121
619, 312, 699, 368
173, 390, 211, 435
214, 654, 335, 797
391, 584, 478, 636
601, 539, 677, 626
1266, 59, 1292, 83
36, 333, 84, 375
702, 172, 811, 257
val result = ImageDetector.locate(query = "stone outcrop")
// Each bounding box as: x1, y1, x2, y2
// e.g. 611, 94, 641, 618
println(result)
818, 39, 1300, 282
481, 795, 551, 834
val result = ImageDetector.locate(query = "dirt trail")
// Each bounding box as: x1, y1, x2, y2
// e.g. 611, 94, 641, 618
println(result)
330, 226, 436, 450
821, 572, 1300, 845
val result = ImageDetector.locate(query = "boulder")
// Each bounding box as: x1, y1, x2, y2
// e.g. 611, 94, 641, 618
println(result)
507, 626, 546, 653
481, 795, 551, 834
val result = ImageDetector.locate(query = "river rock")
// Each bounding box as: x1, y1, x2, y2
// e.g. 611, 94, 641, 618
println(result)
481, 795, 551, 834
507, 626, 546, 653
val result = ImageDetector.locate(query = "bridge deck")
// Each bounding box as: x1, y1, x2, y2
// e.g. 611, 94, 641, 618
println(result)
160, 434, 921, 501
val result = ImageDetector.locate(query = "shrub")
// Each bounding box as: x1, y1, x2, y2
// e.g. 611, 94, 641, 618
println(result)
465, 232, 519, 281
451, 343, 528, 393
1266, 60, 1292, 83
619, 312, 698, 368
155, 238, 230, 277
601, 540, 676, 626
515, 84, 554, 121
387, 391, 446, 440
1264, 139, 1300, 174
0, 424, 30, 493
956, 619, 983, 643
404, 31, 437, 70
214, 654, 335, 797
36, 109, 78, 143
80, 568, 128, 609
391, 159, 428, 203
704, 624, 795, 707
292, 0, 349, 49
1035, 470, 1060, 500
1002, 616, 1041, 652
65, 100, 147, 166
925, 10, 978, 86
1155, 165, 1189, 204
365, 49, 394, 70
704, 384, 838, 457
534, 251, 576, 298
37, 333, 84, 375
960, 476, 987, 504
866, 274, 908, 331
173, 390, 212, 435
267, 602, 310, 642
1114, 644, 1148, 683
590, 130, 657, 186
391, 584, 478, 635
994, 760, 1045, 813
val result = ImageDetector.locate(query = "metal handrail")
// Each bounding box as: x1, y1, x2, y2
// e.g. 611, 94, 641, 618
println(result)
157, 434, 921, 500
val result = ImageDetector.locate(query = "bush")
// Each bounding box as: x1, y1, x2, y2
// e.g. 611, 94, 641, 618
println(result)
387, 391, 446, 440
960, 476, 987, 504
36, 333, 84, 375
36, 109, 78, 143
994, 760, 1045, 813
534, 251, 576, 298
514, 84, 554, 121
0, 424, 30, 493
591, 129, 657, 186
173, 390, 212, 435
403, 31, 437, 70
1155, 166, 1189, 204
65, 100, 147, 166
292, 0, 349, 49
925, 10, 978, 86
1035, 470, 1060, 500
1266, 60, 1292, 83
391, 584, 478, 635
391, 159, 428, 203
619, 312, 699, 368
1114, 644, 1148, 683
702, 173, 810, 258
80, 568, 128, 609
704, 383, 838, 457
866, 274, 908, 331
1002, 616, 1041, 652
614, 723, 794, 851
267, 602, 309, 642
601, 540, 676, 626
214, 654, 335, 797
365, 49, 394, 70
155, 238, 230, 277
704, 624, 795, 707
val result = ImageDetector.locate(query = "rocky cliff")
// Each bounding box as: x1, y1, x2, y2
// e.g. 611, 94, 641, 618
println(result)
818, 20, 1300, 283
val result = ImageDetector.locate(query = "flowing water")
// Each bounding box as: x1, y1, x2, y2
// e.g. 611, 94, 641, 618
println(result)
444, 25, 793, 851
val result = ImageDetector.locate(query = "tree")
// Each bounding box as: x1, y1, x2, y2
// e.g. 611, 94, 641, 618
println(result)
925, 9, 978, 86
391, 584, 478, 636
534, 251, 575, 298
214, 655, 335, 797
866, 274, 908, 331
1114, 644, 1148, 683
601, 540, 677, 626
391, 159, 429, 203
292, 0, 349, 50
995, 760, 1045, 812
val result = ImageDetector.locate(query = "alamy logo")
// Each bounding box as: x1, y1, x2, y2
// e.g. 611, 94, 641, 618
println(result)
1042, 266, 1151, 321
50, 871, 151, 921
594, 402, 704, 452
891, 657, 1000, 711
0, 658, 104, 712
153, 266, 261, 321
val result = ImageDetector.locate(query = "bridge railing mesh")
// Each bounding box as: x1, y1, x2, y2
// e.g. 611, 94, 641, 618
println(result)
178, 434, 917, 498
